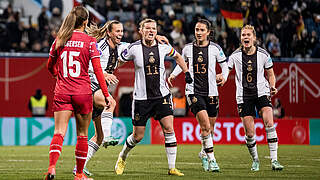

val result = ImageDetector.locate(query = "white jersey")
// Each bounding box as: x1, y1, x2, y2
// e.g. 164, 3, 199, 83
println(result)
120, 40, 176, 100
88, 39, 129, 84
228, 46, 273, 104
171, 41, 227, 96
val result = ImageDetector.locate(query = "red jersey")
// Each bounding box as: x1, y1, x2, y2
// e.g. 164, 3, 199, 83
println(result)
48, 31, 100, 95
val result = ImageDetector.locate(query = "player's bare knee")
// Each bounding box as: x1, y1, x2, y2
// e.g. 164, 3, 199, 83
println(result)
162, 126, 174, 134
265, 121, 274, 128
200, 126, 210, 136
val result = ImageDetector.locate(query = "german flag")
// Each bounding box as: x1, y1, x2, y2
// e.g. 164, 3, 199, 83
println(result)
219, 0, 243, 28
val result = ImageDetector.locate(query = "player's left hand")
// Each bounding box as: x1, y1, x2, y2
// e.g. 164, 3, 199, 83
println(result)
156, 35, 169, 44
270, 86, 278, 95
104, 73, 119, 84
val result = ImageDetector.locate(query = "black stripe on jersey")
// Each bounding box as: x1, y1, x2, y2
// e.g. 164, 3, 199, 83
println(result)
242, 50, 258, 98
193, 44, 209, 96
218, 59, 227, 63
128, 40, 141, 49
100, 41, 108, 51
142, 43, 161, 99
104, 45, 118, 74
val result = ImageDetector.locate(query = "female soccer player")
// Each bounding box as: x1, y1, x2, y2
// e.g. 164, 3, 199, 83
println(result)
45, 6, 112, 180
227, 25, 284, 171
73, 20, 169, 176
115, 18, 192, 176
168, 19, 229, 172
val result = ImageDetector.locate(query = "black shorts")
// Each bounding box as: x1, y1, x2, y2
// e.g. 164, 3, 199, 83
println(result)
132, 94, 173, 126
237, 95, 272, 117
91, 81, 109, 95
91, 81, 109, 119
187, 94, 219, 117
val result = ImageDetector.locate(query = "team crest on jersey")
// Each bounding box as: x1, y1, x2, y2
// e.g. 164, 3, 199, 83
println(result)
134, 113, 140, 121
197, 51, 203, 63
149, 52, 155, 63
197, 56, 203, 63
192, 96, 197, 103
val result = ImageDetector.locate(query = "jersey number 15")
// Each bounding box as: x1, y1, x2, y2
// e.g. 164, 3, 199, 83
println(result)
61, 51, 81, 77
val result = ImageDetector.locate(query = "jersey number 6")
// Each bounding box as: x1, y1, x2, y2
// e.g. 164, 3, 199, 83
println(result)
246, 72, 253, 83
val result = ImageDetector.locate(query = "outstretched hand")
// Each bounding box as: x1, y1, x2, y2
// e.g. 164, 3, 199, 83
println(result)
104, 73, 119, 84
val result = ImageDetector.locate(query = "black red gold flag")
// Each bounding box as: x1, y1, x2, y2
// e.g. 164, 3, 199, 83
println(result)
219, 0, 243, 28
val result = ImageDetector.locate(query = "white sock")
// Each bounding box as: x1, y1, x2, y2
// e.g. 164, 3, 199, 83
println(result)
266, 126, 278, 161
101, 111, 113, 137
199, 147, 206, 158
119, 134, 138, 161
164, 132, 177, 169
201, 134, 215, 161
84, 140, 100, 168
245, 135, 259, 162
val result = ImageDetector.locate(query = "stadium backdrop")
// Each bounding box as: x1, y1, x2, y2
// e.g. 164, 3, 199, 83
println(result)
0, 55, 319, 146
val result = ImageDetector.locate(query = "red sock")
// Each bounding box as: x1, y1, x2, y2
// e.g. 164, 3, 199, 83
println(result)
75, 136, 88, 174
49, 134, 64, 167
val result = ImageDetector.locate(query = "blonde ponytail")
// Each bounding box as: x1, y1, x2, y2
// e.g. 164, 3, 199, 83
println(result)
86, 20, 120, 41
86, 22, 108, 41
55, 6, 89, 50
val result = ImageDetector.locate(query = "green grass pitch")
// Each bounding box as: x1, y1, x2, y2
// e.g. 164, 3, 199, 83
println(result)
0, 145, 320, 179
